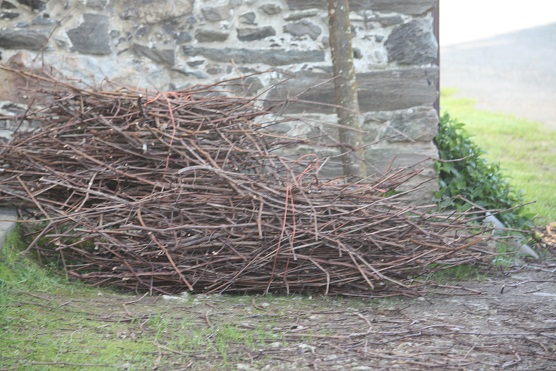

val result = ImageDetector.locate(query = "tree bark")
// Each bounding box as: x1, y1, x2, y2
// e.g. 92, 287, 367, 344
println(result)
327, 0, 367, 181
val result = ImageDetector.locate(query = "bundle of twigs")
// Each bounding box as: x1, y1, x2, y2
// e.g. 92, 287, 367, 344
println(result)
0, 69, 492, 296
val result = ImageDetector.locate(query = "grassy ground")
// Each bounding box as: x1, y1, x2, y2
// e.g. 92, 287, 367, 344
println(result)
440, 89, 556, 226
0, 226, 283, 370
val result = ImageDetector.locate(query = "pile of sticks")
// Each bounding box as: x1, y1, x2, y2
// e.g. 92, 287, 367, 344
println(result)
0, 69, 492, 296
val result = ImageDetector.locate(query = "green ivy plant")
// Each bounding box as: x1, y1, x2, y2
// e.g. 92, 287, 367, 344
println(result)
434, 113, 531, 229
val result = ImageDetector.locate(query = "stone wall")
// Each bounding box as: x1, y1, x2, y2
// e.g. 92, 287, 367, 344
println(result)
0, 0, 439, 201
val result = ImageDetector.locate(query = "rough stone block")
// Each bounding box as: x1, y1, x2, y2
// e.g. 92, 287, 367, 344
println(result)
134, 25, 151, 39
0, 30, 47, 50
195, 29, 229, 42
176, 31, 192, 44
284, 10, 319, 21
363, 107, 439, 142
202, 2, 232, 22
259, 4, 282, 15
283, 20, 322, 40
1, 1, 17, 9
17, 0, 45, 11
0, 207, 17, 250
365, 141, 439, 204
228, 76, 264, 96
286, 0, 436, 15
67, 13, 111, 55
32, 14, 56, 25
265, 68, 439, 114
131, 43, 175, 65
364, 15, 404, 27
239, 12, 256, 25
1, 11, 19, 19
385, 20, 437, 66
120, 0, 194, 24
86, 0, 109, 10
365, 142, 438, 171
237, 26, 276, 41
182, 46, 325, 66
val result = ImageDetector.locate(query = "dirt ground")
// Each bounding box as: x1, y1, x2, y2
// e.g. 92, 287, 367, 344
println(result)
6, 257, 555, 370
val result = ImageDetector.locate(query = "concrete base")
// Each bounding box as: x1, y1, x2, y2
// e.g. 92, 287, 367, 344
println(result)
0, 207, 17, 249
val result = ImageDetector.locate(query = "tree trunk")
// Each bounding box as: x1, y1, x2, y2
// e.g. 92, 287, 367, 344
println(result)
327, 0, 367, 181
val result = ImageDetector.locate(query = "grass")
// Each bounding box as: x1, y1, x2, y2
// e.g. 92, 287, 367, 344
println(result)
424, 264, 487, 283
0, 226, 159, 369
441, 89, 556, 226
0, 226, 294, 369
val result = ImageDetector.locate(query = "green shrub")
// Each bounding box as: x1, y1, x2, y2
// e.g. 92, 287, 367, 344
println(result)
434, 113, 530, 229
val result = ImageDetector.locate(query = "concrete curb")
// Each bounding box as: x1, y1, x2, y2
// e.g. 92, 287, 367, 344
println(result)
0, 207, 17, 249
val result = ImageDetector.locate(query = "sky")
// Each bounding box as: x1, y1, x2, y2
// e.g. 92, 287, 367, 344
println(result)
440, 0, 556, 46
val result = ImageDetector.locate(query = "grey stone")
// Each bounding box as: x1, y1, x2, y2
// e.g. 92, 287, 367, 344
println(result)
202, 3, 232, 22
385, 20, 437, 65
0, 101, 37, 134
287, 0, 436, 15
54, 38, 66, 47
0, 101, 27, 117
17, 0, 45, 11
1, 1, 17, 9
264, 68, 439, 114
239, 11, 256, 25
121, 0, 194, 24
237, 26, 276, 41
370, 0, 437, 15
353, 47, 362, 59
365, 142, 438, 171
177, 31, 192, 43
195, 29, 229, 42
259, 4, 281, 15
182, 46, 325, 66
0, 29, 47, 50
363, 107, 438, 142
367, 15, 403, 27
67, 13, 111, 55
0, 207, 17, 251
284, 10, 319, 21
86, 0, 108, 9
206, 64, 223, 75
131, 43, 175, 65
1, 10, 18, 19
186, 60, 204, 67
32, 14, 55, 25
161, 19, 178, 33
134, 25, 151, 38
230, 76, 263, 96
172, 66, 209, 79
285, 0, 323, 11
283, 20, 321, 40
1, 11, 18, 19
267, 122, 292, 134
365, 142, 438, 204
